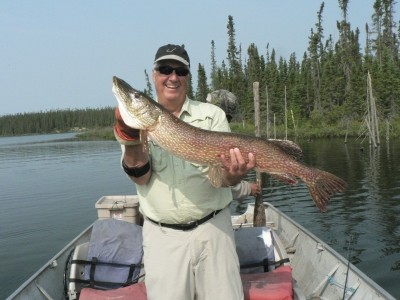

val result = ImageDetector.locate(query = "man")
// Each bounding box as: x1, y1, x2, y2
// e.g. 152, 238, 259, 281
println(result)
114, 44, 256, 300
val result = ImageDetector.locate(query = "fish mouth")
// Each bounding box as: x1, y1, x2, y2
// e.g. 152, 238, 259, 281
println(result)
112, 76, 126, 89
113, 76, 137, 93
112, 76, 163, 130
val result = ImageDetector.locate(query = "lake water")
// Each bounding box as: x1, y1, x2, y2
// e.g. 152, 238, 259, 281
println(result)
1, 133, 399, 298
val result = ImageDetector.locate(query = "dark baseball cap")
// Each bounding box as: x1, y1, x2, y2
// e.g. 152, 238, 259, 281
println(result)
154, 44, 190, 67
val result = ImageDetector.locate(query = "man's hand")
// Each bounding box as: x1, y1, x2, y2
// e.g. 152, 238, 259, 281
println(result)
114, 107, 141, 145
220, 148, 256, 186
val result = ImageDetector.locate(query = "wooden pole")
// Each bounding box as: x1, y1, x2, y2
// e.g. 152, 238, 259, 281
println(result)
290, 109, 297, 139
367, 72, 376, 147
386, 119, 390, 143
253, 82, 266, 227
284, 86, 288, 140
366, 71, 380, 147
344, 120, 349, 144
254, 82, 261, 137
370, 74, 380, 145
266, 85, 270, 139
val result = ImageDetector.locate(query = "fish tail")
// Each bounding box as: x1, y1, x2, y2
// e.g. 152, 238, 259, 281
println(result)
306, 169, 347, 212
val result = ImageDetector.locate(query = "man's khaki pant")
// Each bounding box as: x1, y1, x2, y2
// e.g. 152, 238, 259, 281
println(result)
142, 207, 244, 300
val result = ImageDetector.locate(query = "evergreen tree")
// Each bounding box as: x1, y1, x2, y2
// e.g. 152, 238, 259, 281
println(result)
143, 69, 153, 98
210, 40, 218, 90
298, 52, 313, 119
196, 63, 209, 102
226, 15, 247, 117
308, 2, 325, 114
187, 72, 194, 99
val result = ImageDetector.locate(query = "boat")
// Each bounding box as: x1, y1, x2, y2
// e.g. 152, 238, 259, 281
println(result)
6, 195, 395, 300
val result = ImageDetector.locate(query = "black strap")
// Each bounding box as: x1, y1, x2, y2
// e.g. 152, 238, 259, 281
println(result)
69, 274, 146, 289
146, 209, 222, 231
126, 264, 136, 284
70, 258, 141, 288
72, 259, 138, 269
89, 257, 97, 288
240, 258, 290, 271
122, 160, 150, 177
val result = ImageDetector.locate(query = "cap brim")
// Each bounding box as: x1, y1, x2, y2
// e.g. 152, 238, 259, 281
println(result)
154, 55, 189, 66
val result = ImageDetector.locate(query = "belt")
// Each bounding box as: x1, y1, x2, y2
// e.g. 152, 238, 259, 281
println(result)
146, 209, 222, 231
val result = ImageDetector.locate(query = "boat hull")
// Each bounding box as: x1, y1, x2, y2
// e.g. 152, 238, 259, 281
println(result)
232, 204, 395, 300
7, 201, 395, 300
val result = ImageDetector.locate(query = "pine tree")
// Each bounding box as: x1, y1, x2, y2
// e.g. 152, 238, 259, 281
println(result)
143, 69, 153, 98
210, 40, 218, 90
196, 63, 209, 102
308, 2, 325, 114
226, 15, 247, 117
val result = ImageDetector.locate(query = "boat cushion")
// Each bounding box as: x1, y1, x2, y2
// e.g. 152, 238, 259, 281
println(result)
80, 281, 147, 300
84, 218, 143, 289
235, 227, 276, 273
241, 266, 293, 300
80, 267, 293, 300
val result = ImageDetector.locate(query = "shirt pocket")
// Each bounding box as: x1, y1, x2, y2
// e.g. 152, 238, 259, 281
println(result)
150, 143, 168, 172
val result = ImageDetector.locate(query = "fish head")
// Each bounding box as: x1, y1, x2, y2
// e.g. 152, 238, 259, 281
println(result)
112, 76, 162, 130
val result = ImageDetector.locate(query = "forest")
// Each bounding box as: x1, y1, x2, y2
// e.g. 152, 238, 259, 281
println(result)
1, 0, 399, 139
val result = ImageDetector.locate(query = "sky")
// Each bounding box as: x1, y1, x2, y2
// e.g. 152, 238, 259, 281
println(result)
1, 0, 398, 116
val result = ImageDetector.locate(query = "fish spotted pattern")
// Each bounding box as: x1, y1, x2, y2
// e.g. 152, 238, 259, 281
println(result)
112, 76, 347, 212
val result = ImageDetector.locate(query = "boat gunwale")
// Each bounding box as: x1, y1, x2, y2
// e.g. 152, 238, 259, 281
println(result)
254, 202, 396, 300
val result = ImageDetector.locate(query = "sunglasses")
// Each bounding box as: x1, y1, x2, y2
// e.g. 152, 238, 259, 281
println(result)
156, 65, 190, 77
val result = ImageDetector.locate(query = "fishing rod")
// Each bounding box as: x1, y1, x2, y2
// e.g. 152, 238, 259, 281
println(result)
342, 235, 353, 300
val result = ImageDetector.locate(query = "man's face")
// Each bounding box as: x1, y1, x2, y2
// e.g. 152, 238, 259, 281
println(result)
153, 60, 189, 104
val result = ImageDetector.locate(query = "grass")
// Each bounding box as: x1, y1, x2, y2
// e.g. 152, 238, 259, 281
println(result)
75, 127, 115, 140
74, 119, 400, 141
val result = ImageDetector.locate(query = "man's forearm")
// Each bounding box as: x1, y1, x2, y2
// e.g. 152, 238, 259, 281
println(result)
123, 145, 151, 185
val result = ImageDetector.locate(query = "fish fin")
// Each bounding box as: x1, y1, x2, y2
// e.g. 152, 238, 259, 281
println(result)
306, 169, 347, 212
268, 139, 303, 161
270, 173, 298, 185
208, 165, 224, 188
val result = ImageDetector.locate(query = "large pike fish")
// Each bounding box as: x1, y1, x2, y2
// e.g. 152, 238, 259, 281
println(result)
112, 76, 346, 212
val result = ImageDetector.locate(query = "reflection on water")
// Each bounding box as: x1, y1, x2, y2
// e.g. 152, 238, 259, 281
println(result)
0, 133, 137, 299
0, 135, 399, 298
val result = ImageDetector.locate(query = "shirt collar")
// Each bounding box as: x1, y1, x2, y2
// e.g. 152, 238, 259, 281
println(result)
179, 97, 207, 121
179, 96, 191, 118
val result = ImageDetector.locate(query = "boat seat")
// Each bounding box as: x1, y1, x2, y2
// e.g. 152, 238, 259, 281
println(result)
235, 226, 280, 273
78, 262, 293, 300
80, 281, 147, 300
79, 268, 293, 300
235, 226, 294, 300
75, 226, 293, 300
241, 266, 293, 300
65, 219, 143, 299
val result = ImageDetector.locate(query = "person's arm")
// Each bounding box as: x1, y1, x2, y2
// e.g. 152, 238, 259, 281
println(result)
122, 145, 151, 185
231, 181, 250, 200
114, 107, 151, 185
231, 180, 261, 200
